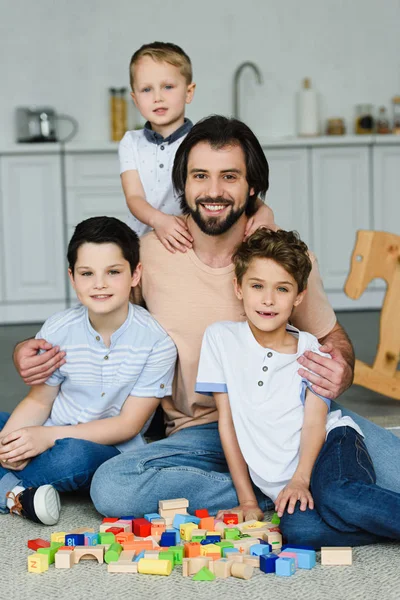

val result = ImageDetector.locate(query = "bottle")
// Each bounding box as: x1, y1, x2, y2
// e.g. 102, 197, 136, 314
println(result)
297, 78, 319, 137
109, 88, 127, 142
376, 107, 391, 134
354, 104, 374, 134
392, 96, 400, 134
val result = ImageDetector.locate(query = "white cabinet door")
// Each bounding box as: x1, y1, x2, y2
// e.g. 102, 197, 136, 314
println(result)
0, 155, 66, 310
263, 148, 311, 245
373, 145, 400, 234
0, 158, 4, 303
311, 146, 375, 309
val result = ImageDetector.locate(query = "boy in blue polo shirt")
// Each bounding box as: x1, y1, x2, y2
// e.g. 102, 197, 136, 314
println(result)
119, 41, 274, 253
0, 216, 177, 526
197, 228, 400, 548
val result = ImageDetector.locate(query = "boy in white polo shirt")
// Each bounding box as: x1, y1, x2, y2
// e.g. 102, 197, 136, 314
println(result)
196, 228, 400, 548
119, 41, 274, 253
0, 216, 176, 526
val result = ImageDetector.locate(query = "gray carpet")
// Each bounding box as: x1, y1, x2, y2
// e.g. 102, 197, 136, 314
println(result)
2, 493, 400, 600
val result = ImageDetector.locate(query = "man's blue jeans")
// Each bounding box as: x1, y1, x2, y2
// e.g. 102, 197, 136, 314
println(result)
0, 412, 120, 513
280, 425, 400, 548
91, 401, 400, 546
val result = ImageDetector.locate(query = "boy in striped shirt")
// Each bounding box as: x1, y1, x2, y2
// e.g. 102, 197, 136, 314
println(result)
0, 216, 177, 525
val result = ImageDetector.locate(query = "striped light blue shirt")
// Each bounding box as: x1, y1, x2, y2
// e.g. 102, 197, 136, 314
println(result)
35, 303, 177, 452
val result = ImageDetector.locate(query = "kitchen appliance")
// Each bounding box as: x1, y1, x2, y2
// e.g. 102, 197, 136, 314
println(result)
15, 106, 78, 143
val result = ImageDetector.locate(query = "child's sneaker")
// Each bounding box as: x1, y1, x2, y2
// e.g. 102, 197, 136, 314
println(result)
6, 484, 61, 525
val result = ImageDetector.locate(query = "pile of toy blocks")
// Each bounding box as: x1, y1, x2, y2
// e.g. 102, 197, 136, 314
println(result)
27, 497, 352, 579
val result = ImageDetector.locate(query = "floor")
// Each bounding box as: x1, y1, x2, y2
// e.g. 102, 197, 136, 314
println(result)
1, 311, 400, 422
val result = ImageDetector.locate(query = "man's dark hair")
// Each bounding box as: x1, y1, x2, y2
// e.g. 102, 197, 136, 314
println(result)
67, 216, 140, 274
172, 115, 269, 217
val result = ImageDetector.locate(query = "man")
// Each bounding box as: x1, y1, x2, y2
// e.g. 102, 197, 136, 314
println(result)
13, 116, 400, 524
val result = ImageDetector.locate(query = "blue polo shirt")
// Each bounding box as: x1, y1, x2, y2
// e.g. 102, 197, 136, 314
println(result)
35, 303, 177, 451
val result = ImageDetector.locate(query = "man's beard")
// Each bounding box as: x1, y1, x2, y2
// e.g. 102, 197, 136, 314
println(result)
181, 196, 248, 236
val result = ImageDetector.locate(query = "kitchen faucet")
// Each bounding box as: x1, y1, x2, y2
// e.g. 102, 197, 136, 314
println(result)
233, 62, 263, 120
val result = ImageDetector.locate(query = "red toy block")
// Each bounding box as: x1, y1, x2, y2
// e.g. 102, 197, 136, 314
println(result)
105, 527, 124, 535
102, 517, 119, 523
195, 509, 209, 518
27, 538, 50, 551
223, 513, 239, 525
116, 532, 134, 545
132, 518, 151, 538
58, 546, 75, 551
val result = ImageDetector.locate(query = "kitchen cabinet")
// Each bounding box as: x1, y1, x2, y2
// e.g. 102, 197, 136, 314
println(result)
373, 145, 400, 233
0, 153, 66, 322
264, 148, 311, 245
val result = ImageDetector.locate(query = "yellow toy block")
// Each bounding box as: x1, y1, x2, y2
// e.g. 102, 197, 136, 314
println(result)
180, 522, 198, 541
137, 558, 172, 575
200, 543, 221, 557
51, 532, 66, 544
28, 553, 48, 573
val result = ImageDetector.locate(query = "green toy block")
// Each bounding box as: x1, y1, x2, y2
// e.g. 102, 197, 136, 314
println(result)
191, 534, 206, 542
37, 545, 60, 565
224, 528, 241, 540
169, 546, 184, 565
159, 551, 175, 568
271, 512, 280, 525
216, 541, 234, 550
99, 532, 115, 545
192, 566, 216, 581
105, 542, 123, 564
50, 541, 64, 549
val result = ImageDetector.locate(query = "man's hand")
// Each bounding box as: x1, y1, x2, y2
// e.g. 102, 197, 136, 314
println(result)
275, 476, 314, 517
244, 203, 275, 239
216, 501, 264, 523
298, 343, 353, 399
0, 426, 54, 463
13, 339, 66, 386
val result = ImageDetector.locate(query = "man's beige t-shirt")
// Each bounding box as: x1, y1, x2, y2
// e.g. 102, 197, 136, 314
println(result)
140, 232, 337, 436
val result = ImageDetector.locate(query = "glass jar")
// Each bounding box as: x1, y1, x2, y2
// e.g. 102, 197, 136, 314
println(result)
376, 107, 391, 134
354, 104, 374, 134
393, 96, 400, 135
109, 88, 127, 141
326, 118, 346, 135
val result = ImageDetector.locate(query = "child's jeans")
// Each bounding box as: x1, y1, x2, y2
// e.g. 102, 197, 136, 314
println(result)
280, 425, 400, 548
0, 412, 120, 513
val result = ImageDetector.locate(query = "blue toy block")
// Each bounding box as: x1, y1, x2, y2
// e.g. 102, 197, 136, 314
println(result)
281, 544, 314, 552
172, 514, 192, 529
259, 553, 279, 574
144, 513, 161, 521
275, 557, 296, 577
169, 528, 181, 543
257, 538, 270, 545
250, 543, 272, 556
160, 531, 177, 547
281, 547, 316, 569
84, 532, 99, 546
65, 534, 84, 546
205, 535, 221, 544
223, 547, 239, 558
120, 516, 135, 521
133, 550, 145, 562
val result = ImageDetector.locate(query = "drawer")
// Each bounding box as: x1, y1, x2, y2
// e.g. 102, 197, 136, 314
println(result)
65, 153, 120, 187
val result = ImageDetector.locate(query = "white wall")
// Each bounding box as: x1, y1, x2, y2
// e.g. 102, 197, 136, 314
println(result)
1, 0, 399, 143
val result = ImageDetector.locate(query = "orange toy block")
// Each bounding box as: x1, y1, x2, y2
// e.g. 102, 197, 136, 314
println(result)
28, 553, 48, 573
199, 517, 214, 531
123, 540, 154, 552
115, 532, 134, 545
184, 542, 201, 558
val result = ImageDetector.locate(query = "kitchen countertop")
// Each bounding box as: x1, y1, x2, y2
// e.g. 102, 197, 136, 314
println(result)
1, 135, 399, 154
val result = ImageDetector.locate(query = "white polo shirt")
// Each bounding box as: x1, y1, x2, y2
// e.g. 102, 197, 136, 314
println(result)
196, 321, 362, 502
36, 303, 177, 452
118, 119, 192, 237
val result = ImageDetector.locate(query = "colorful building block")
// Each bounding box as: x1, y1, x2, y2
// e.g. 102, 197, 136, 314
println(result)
160, 531, 176, 547
180, 522, 198, 541
37, 545, 61, 565
99, 532, 115, 545
281, 548, 316, 569
138, 558, 172, 575
276, 557, 296, 577
250, 543, 272, 556
144, 513, 161, 521
55, 550, 75, 569
105, 543, 123, 563
199, 516, 214, 531
184, 542, 201, 558
223, 513, 239, 525
259, 552, 279, 574
28, 553, 48, 573
133, 518, 151, 538
84, 532, 99, 546
192, 566, 215, 581
27, 538, 50, 552
72, 546, 105, 564
65, 533, 85, 547
194, 509, 209, 518
321, 547, 352, 566
158, 498, 189, 511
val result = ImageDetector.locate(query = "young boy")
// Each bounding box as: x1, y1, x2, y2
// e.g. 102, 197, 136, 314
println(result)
0, 217, 177, 525
196, 228, 400, 548
119, 41, 274, 253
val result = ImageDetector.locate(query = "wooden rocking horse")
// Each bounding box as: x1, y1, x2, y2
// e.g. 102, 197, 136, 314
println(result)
344, 230, 400, 400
